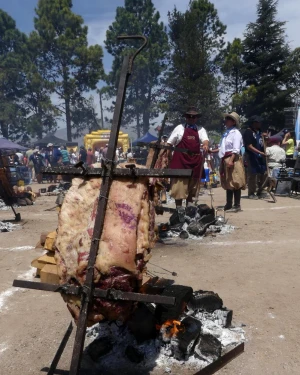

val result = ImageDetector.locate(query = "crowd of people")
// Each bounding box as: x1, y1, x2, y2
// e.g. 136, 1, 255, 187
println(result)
164, 106, 299, 212
8, 143, 134, 184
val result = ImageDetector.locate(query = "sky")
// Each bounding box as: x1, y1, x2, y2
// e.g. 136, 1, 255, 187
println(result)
0, 0, 299, 136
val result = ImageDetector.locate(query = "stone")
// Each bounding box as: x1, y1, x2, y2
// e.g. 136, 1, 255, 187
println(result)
179, 230, 189, 239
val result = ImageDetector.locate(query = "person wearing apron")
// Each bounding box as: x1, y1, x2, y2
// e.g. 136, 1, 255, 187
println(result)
167, 106, 209, 207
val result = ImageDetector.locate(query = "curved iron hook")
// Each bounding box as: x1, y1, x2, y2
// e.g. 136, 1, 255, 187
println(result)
117, 35, 148, 73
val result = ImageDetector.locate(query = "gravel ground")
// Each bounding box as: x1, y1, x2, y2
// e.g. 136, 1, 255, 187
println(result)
0, 183, 299, 374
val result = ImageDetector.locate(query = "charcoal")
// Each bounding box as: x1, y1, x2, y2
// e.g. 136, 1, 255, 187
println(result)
179, 230, 189, 239
169, 207, 186, 226
188, 291, 223, 312
125, 345, 144, 363
155, 285, 193, 324
128, 304, 156, 343
169, 223, 183, 232
194, 333, 222, 361
185, 206, 198, 218
197, 204, 213, 216
87, 336, 113, 361
199, 213, 215, 225
174, 317, 202, 358
187, 222, 206, 236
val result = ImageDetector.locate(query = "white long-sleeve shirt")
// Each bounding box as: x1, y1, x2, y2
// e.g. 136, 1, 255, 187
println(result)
219, 128, 243, 158
167, 124, 209, 146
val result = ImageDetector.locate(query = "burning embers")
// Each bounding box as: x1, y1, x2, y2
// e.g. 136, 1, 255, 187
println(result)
83, 285, 245, 374
158, 204, 234, 240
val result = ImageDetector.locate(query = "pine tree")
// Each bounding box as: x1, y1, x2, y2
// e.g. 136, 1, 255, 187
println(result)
0, 10, 28, 139
105, 0, 169, 138
32, 0, 104, 141
243, 0, 294, 127
166, 0, 226, 130
221, 38, 246, 112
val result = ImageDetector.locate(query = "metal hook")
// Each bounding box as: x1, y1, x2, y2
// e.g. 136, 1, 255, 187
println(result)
117, 35, 148, 73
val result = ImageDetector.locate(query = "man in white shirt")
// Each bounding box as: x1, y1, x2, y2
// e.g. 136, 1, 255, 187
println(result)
167, 106, 209, 207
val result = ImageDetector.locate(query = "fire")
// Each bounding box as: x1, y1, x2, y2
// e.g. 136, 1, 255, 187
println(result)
158, 319, 185, 341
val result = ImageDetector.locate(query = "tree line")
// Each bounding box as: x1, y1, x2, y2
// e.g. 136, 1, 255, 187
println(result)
0, 0, 299, 142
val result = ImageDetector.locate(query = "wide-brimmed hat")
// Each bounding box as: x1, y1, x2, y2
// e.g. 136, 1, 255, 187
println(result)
223, 112, 240, 126
47, 143, 53, 147
183, 106, 201, 117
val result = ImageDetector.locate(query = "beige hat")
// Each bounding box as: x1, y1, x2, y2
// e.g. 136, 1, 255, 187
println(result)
223, 112, 240, 126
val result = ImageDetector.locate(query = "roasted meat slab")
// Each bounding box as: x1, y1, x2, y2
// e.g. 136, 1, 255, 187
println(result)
55, 167, 156, 326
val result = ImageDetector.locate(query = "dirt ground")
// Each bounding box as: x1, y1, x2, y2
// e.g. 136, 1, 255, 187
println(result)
0, 183, 300, 375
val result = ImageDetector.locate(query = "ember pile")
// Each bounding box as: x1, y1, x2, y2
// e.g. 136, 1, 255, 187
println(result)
82, 286, 245, 374
158, 204, 234, 240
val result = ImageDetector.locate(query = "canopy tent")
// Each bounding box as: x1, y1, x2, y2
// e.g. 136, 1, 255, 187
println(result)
34, 134, 68, 147
0, 138, 28, 151
132, 131, 158, 146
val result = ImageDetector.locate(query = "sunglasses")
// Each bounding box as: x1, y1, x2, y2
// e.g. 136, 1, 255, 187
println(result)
186, 115, 197, 119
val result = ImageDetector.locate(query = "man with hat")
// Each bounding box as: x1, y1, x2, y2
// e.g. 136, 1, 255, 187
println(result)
167, 106, 209, 207
243, 115, 267, 199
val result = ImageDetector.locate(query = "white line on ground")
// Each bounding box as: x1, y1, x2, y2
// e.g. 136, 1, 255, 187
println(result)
0, 268, 34, 311
244, 205, 300, 211
0, 246, 35, 251
205, 239, 299, 246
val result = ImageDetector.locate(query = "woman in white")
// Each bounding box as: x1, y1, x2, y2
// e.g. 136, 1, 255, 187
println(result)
219, 112, 246, 212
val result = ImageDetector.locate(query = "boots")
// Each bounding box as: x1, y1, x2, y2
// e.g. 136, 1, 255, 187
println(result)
224, 189, 242, 212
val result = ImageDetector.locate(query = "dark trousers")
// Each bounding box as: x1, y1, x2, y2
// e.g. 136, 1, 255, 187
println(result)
226, 189, 241, 207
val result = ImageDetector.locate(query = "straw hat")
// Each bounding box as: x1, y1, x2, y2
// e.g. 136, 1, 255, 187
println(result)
223, 112, 240, 126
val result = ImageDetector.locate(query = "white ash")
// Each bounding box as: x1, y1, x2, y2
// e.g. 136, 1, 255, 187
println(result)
82, 313, 245, 374
0, 199, 10, 211
0, 221, 21, 232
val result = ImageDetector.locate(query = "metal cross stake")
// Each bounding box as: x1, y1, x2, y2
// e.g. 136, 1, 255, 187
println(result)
12, 35, 192, 375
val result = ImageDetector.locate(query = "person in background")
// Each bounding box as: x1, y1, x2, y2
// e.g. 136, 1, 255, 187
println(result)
29, 149, 45, 183
26, 145, 35, 182
60, 145, 70, 165
16, 151, 24, 164
86, 147, 94, 165
167, 106, 209, 207
265, 136, 286, 176
243, 116, 267, 199
282, 130, 295, 159
69, 148, 77, 165
102, 144, 108, 159
94, 148, 100, 163
79, 146, 87, 163
219, 112, 245, 212
126, 148, 133, 159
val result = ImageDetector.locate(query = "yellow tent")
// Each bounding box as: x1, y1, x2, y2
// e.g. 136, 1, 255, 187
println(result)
84, 129, 130, 152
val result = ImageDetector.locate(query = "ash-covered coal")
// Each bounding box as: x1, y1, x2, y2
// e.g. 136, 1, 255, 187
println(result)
0, 221, 21, 232
82, 289, 245, 375
159, 204, 234, 240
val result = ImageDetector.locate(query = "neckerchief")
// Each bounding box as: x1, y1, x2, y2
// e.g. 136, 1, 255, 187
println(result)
185, 123, 198, 131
